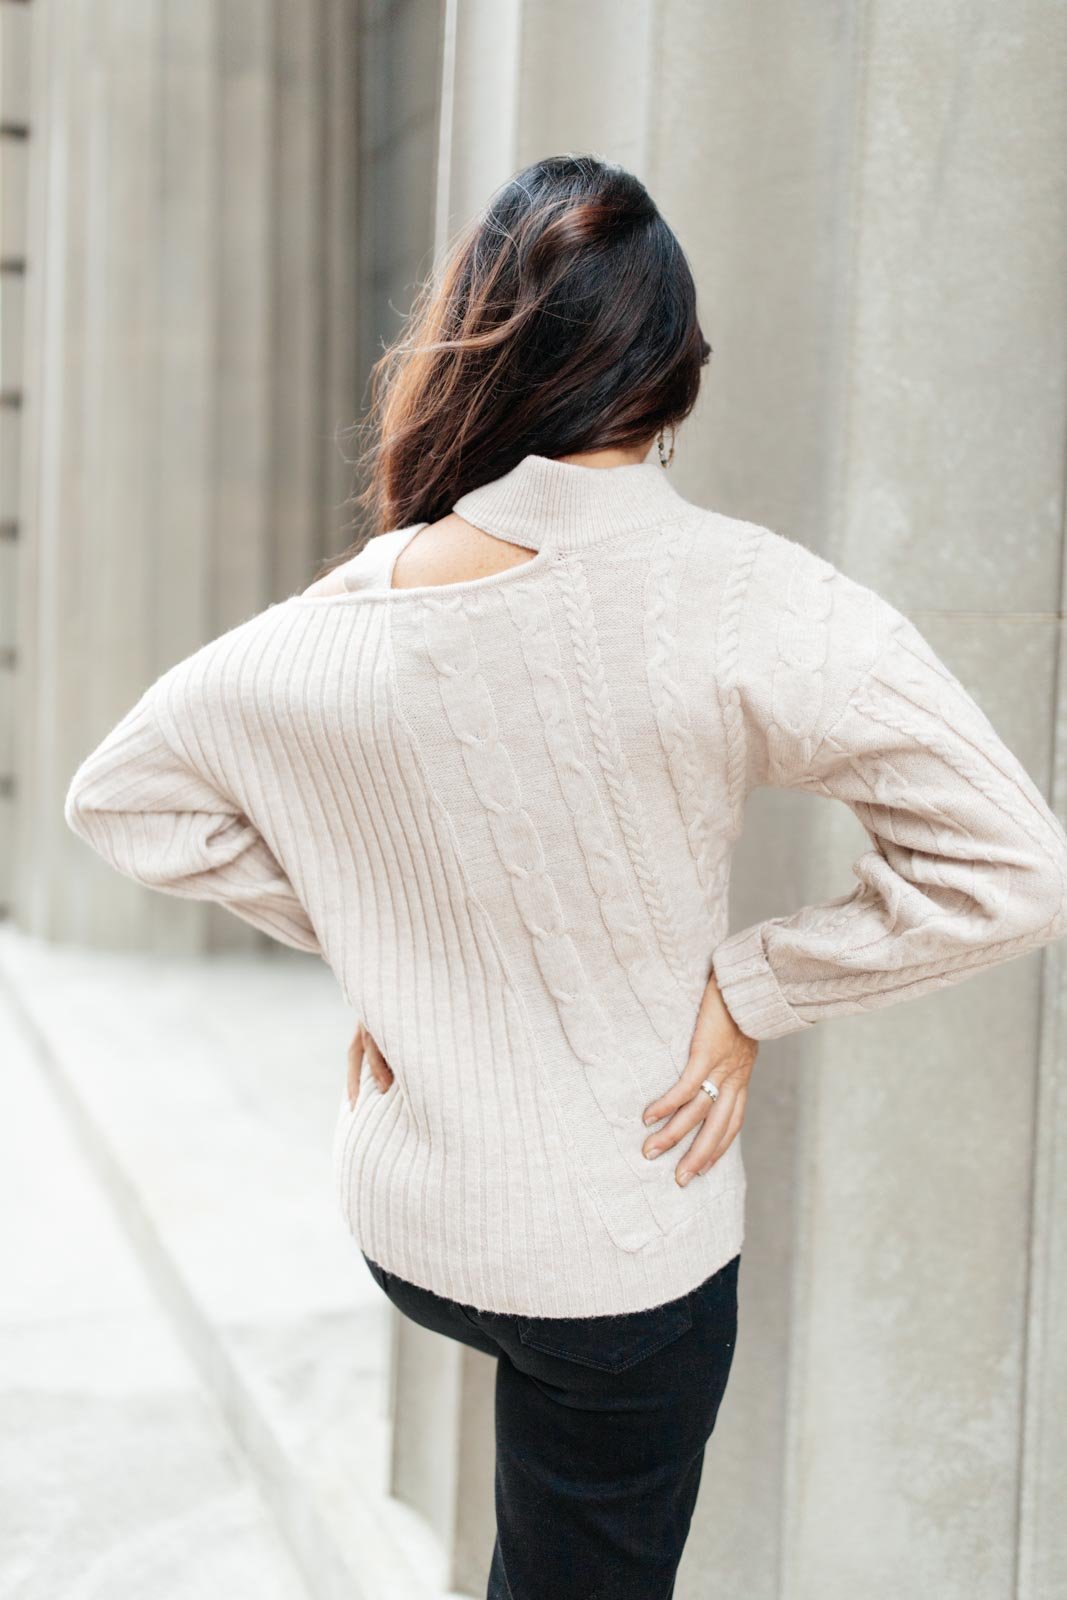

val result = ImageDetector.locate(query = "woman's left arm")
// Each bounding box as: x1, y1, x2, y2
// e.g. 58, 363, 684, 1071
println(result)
64, 673, 322, 955
711, 591, 1067, 1041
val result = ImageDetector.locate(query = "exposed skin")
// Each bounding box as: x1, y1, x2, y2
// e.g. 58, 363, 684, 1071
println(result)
323, 440, 761, 1185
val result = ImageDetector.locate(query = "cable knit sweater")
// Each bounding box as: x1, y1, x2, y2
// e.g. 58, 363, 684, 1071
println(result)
64, 452, 1067, 1317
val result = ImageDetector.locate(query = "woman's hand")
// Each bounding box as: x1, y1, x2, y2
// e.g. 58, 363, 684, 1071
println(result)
347, 1021, 394, 1105
642, 973, 758, 1186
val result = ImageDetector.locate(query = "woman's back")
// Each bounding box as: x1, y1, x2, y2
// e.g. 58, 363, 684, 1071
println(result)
125, 452, 750, 1315
64, 447, 1067, 1315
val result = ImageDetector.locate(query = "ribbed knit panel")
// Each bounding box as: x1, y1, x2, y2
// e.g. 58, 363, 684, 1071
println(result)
65, 452, 1067, 1315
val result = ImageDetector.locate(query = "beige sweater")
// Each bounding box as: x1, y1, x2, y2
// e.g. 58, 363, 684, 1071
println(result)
64, 452, 1067, 1316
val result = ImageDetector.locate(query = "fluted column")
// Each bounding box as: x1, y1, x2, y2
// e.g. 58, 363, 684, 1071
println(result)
415, 5, 1067, 1599
773, 9, 1067, 1598
12, 0, 359, 951
0, 0, 32, 918
352, 1, 498, 1592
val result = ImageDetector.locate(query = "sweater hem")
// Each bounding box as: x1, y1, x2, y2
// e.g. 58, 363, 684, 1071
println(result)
346, 1181, 748, 1319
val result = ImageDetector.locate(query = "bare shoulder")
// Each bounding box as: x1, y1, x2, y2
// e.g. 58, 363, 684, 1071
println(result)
390, 513, 535, 590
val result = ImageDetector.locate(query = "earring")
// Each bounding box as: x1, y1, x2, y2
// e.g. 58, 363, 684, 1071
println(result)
657, 423, 676, 469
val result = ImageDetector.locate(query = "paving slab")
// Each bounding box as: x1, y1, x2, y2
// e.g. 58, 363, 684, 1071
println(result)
0, 992, 310, 1600
0, 928, 455, 1599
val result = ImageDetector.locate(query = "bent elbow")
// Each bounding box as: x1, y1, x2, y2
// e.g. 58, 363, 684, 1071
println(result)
1035, 840, 1067, 941
63, 766, 97, 842
1000, 830, 1067, 947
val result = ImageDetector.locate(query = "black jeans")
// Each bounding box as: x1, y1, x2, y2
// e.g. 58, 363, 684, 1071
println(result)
360, 1250, 741, 1600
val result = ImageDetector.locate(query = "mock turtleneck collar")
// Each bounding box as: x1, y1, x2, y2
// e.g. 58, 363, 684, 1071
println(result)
452, 452, 693, 552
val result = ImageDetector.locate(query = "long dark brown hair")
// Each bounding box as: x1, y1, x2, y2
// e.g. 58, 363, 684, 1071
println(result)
331, 153, 711, 563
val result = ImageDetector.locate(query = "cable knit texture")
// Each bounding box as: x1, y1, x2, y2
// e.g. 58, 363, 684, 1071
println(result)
64, 452, 1067, 1316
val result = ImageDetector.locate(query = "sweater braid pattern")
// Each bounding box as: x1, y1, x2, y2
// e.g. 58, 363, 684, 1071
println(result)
502, 579, 692, 1061
715, 522, 765, 837
421, 590, 680, 1253
553, 556, 701, 1002
643, 520, 729, 910
766, 541, 836, 785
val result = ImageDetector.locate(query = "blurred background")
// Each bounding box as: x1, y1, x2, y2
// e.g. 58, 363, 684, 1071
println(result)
2, 2, 1065, 1598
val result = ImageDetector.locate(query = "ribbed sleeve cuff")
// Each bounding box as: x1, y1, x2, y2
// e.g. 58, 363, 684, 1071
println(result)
711, 924, 816, 1042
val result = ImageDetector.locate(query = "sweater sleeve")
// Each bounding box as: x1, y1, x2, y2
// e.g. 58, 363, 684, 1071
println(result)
709, 539, 1067, 1041
64, 678, 322, 955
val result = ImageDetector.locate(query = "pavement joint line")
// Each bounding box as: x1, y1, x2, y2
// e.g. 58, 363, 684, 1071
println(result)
0, 946, 437, 1600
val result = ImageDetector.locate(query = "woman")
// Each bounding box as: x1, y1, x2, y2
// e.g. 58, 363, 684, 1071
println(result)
64, 155, 1067, 1599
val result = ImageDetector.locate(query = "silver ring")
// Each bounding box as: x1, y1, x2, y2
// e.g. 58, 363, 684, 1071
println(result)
700, 1077, 720, 1103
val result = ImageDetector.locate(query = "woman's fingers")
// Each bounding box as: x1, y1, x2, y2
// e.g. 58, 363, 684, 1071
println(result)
688, 1088, 747, 1178
697, 1094, 748, 1176
641, 971, 759, 1184
642, 1083, 747, 1186
346, 1028, 365, 1106
643, 1068, 700, 1127
347, 1023, 394, 1101
643, 1082, 725, 1159
643, 978, 756, 1127
644, 1084, 736, 1184
363, 1028, 394, 1093
642, 1045, 749, 1143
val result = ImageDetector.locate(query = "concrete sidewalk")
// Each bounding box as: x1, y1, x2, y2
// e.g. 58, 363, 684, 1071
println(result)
0, 927, 458, 1600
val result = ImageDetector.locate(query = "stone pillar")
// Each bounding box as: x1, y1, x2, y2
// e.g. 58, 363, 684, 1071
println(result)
12, 0, 360, 951
773, 9, 1067, 1598
414, 5, 1067, 1598
357, 0, 444, 383
0, 0, 32, 918
352, 5, 503, 1595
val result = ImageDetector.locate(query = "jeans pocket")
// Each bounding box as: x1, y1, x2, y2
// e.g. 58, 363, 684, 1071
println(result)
516, 1293, 694, 1373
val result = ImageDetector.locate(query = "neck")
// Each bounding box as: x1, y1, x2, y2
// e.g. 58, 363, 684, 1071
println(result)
554, 442, 655, 470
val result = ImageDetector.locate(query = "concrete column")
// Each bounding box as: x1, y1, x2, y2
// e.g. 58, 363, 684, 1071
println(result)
0, 0, 32, 917
411, 4, 1067, 1598
351, 5, 505, 1595
12, 0, 360, 951
779, 8, 1067, 1598
358, 0, 443, 380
